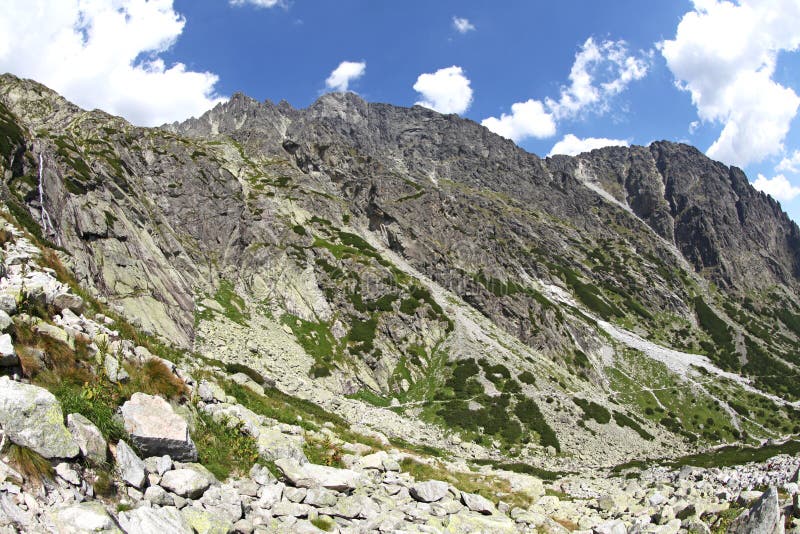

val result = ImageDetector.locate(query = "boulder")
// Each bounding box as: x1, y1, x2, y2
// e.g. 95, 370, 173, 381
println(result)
274, 457, 364, 492
118, 507, 192, 534
67, 413, 107, 464
256, 427, 307, 463
33, 322, 74, 349
0, 294, 17, 315
0, 334, 17, 367
197, 380, 227, 403
144, 455, 173, 476
55, 462, 81, 485
52, 291, 83, 313
144, 485, 174, 506
0, 311, 12, 332
0, 376, 78, 458
410, 480, 450, 503
181, 506, 233, 534
304, 487, 339, 507
103, 355, 129, 383
461, 492, 496, 515
120, 393, 197, 461
160, 464, 216, 499
728, 487, 784, 534
46, 501, 122, 533
116, 440, 146, 489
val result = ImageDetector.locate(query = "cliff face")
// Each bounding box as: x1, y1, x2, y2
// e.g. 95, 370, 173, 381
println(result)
2, 73, 799, 465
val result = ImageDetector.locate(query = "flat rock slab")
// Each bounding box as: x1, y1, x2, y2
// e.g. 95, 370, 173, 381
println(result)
121, 392, 197, 461
410, 480, 450, 503
116, 440, 146, 489
0, 376, 78, 459
275, 458, 364, 492
118, 506, 192, 534
46, 501, 121, 533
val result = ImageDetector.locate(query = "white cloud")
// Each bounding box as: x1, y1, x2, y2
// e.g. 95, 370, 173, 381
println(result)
229, 0, 284, 7
752, 173, 800, 201
777, 150, 800, 173
0, 0, 224, 127
546, 38, 650, 120
480, 100, 556, 142
547, 134, 629, 157
325, 61, 366, 92
452, 17, 475, 34
482, 37, 649, 143
413, 66, 473, 114
661, 0, 800, 167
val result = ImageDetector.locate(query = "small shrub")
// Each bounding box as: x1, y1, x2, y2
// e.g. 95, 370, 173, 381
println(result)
518, 371, 537, 385
573, 398, 611, 424
92, 466, 116, 497
303, 434, 345, 468
123, 359, 187, 400
8, 444, 52, 484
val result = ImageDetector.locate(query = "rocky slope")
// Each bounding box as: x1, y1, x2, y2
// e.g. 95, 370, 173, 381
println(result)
0, 73, 799, 473
0, 205, 797, 533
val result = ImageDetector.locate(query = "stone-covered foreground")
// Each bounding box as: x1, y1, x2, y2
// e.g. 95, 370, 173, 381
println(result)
0, 215, 798, 533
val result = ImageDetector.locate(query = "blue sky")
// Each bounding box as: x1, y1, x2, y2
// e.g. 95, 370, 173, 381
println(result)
2, 0, 800, 221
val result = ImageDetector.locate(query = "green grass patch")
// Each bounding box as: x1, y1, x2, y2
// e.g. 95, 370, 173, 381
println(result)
193, 411, 259, 480
471, 459, 569, 481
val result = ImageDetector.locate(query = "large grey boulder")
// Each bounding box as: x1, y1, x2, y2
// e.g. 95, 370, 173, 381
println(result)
116, 440, 146, 489
728, 486, 784, 534
274, 458, 364, 492
160, 464, 217, 498
67, 413, 107, 464
120, 393, 197, 461
0, 376, 78, 458
118, 506, 192, 534
46, 501, 122, 533
410, 480, 450, 503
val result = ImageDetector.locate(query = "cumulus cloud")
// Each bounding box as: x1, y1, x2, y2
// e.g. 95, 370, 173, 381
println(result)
413, 66, 473, 114
482, 37, 649, 142
452, 17, 475, 34
229, 0, 284, 7
546, 38, 650, 120
547, 134, 629, 157
777, 150, 800, 174
480, 100, 556, 142
661, 0, 800, 167
752, 173, 800, 201
325, 61, 366, 92
0, 0, 224, 127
